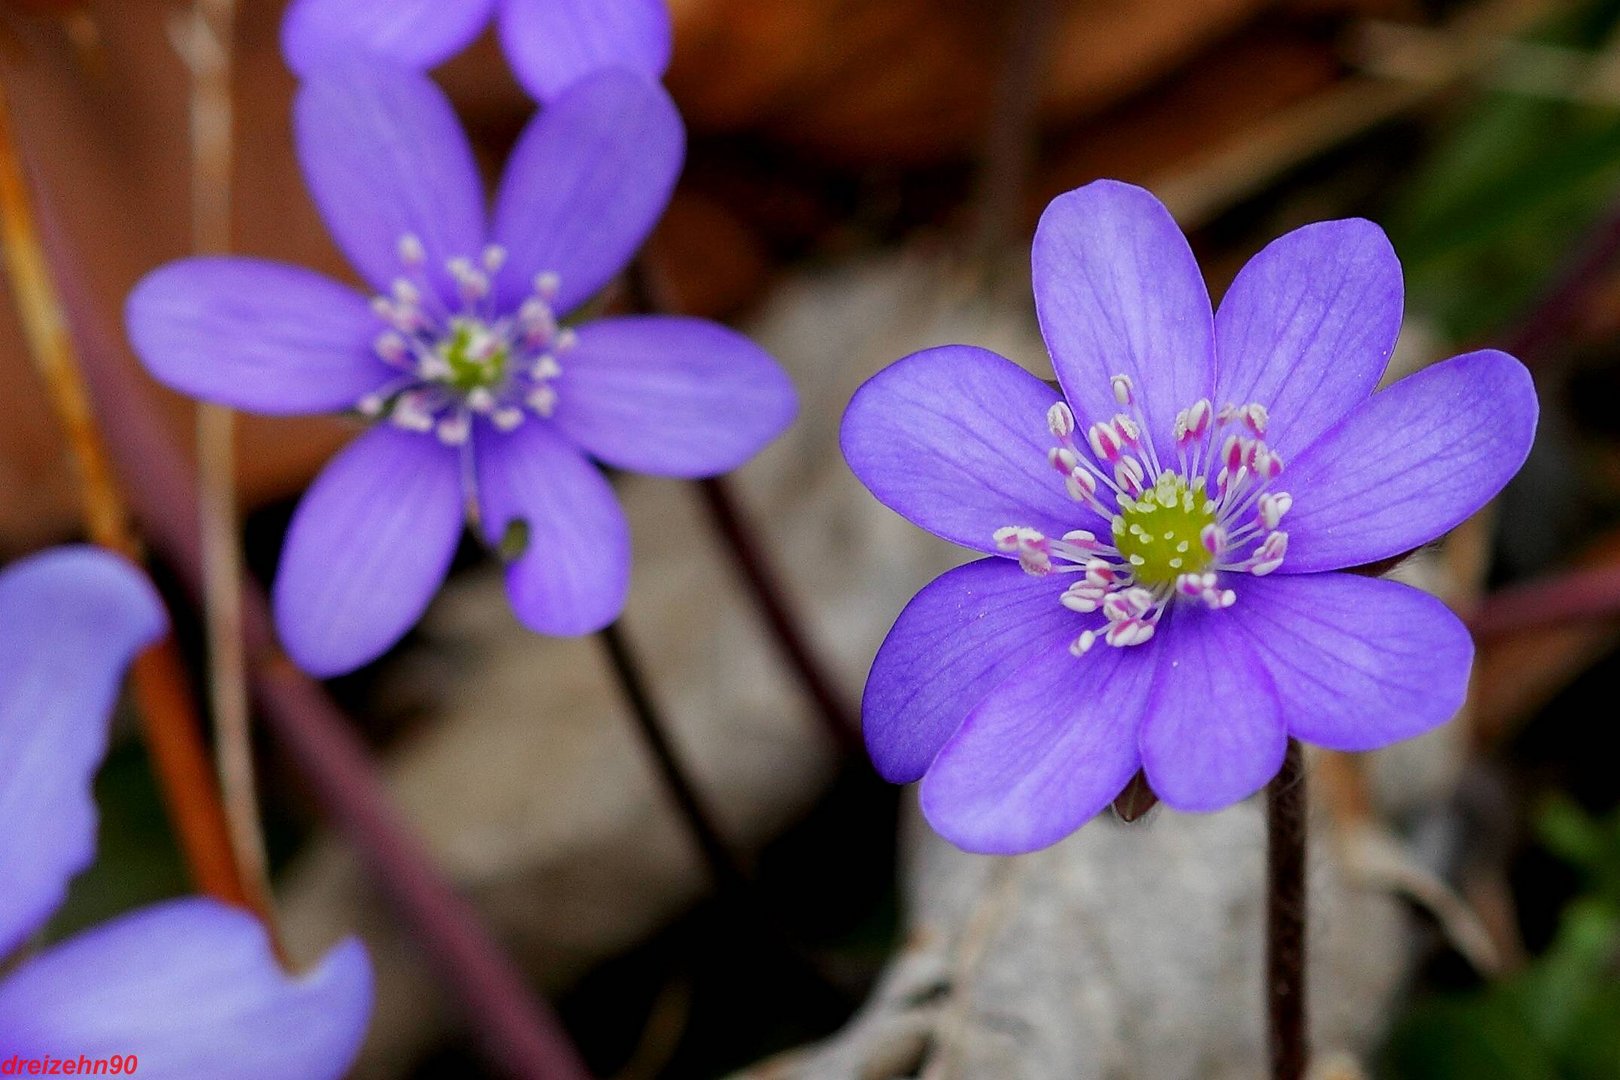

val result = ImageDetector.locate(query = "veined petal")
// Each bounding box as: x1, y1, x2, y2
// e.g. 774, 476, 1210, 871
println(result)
1214, 219, 1403, 462
491, 70, 683, 316
920, 641, 1152, 854
273, 426, 463, 677
0, 899, 371, 1080
1279, 349, 1538, 573
294, 61, 486, 303
1226, 573, 1473, 751
864, 558, 1087, 784
127, 258, 392, 415
282, 0, 496, 76
1138, 605, 1285, 813
550, 316, 796, 478
498, 0, 672, 101
1033, 180, 1215, 463
840, 345, 1103, 555
0, 549, 164, 959
474, 421, 630, 636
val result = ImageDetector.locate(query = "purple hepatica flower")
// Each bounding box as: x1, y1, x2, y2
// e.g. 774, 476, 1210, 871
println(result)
0, 547, 372, 1077
282, 0, 670, 102
127, 62, 796, 678
841, 180, 1539, 855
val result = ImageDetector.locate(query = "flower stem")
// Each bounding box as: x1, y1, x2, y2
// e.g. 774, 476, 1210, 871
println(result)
1266, 738, 1309, 1080
972, 0, 1056, 263
29, 154, 591, 1080
626, 256, 859, 752
0, 68, 252, 912
597, 622, 749, 895
175, 0, 281, 952
695, 477, 860, 753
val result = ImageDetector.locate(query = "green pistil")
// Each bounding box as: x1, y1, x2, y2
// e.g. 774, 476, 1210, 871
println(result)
1111, 472, 1217, 586
441, 319, 510, 393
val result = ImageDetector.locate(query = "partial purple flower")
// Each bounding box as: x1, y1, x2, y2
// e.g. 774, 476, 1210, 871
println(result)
0, 547, 373, 1077
842, 180, 1538, 855
281, 0, 672, 102
127, 62, 796, 677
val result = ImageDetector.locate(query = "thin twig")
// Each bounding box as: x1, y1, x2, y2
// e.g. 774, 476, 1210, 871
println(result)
1469, 561, 1620, 639
971, 0, 1056, 264
174, 0, 279, 946
1266, 739, 1309, 1080
597, 622, 748, 895
628, 256, 859, 752
29, 135, 592, 1080
0, 67, 250, 909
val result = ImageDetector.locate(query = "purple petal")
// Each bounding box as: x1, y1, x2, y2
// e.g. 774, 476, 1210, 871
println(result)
0, 549, 164, 959
491, 70, 683, 316
273, 427, 463, 677
840, 345, 1103, 555
1033, 180, 1215, 462
282, 0, 496, 76
294, 62, 486, 303
920, 641, 1152, 854
0, 899, 371, 1080
498, 0, 672, 101
1226, 572, 1473, 751
549, 315, 796, 477
1138, 607, 1285, 813
1279, 349, 1538, 574
1214, 219, 1403, 462
474, 420, 630, 636
865, 558, 1086, 784
126, 258, 392, 415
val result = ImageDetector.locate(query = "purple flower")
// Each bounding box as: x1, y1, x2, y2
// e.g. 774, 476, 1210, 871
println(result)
127, 62, 796, 677
0, 548, 372, 1076
841, 180, 1538, 854
281, 0, 670, 102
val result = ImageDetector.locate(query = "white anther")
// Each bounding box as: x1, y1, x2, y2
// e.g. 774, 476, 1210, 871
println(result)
1112, 413, 1141, 446
993, 526, 1052, 575
1048, 401, 1076, 439
397, 234, 426, 266
391, 278, 421, 307
555, 327, 578, 352
481, 244, 508, 274
1221, 433, 1246, 472
1111, 374, 1134, 406
374, 332, 407, 363
1088, 421, 1122, 463
1243, 402, 1269, 436
1105, 620, 1155, 648
1048, 446, 1080, 473
357, 393, 385, 417
1249, 531, 1288, 576
492, 406, 525, 432
1201, 523, 1226, 556
532, 355, 562, 381
1070, 630, 1098, 657
533, 271, 561, 299
1062, 529, 1098, 546
467, 388, 496, 413
391, 393, 435, 433
526, 386, 558, 417
1065, 467, 1097, 502
1114, 456, 1145, 496
1176, 398, 1212, 442
1258, 492, 1293, 530
436, 413, 471, 446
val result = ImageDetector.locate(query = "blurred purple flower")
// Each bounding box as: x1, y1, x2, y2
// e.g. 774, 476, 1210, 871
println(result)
127, 63, 796, 677
0, 547, 372, 1076
841, 180, 1538, 854
281, 0, 671, 101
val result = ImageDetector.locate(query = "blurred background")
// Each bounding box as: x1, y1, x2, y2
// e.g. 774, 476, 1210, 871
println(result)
2, 0, 1618, 1077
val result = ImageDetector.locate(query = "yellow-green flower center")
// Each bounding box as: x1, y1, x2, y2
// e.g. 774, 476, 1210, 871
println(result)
1111, 472, 1218, 586
441, 319, 510, 394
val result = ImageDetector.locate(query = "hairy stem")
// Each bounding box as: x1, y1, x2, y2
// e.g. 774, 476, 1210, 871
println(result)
0, 68, 250, 910
1266, 738, 1309, 1080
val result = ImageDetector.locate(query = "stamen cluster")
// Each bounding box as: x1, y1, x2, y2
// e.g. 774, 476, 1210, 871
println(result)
359, 233, 572, 446
994, 374, 1292, 656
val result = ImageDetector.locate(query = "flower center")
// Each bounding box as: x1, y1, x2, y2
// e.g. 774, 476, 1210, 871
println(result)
1112, 472, 1217, 586
993, 374, 1292, 656
357, 234, 572, 446
440, 319, 511, 394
